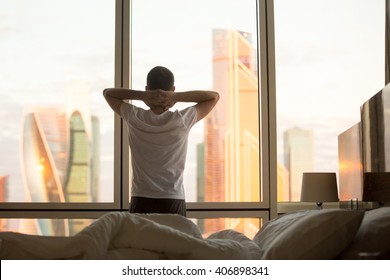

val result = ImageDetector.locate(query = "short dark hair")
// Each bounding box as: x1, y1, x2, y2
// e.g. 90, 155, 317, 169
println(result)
146, 66, 174, 90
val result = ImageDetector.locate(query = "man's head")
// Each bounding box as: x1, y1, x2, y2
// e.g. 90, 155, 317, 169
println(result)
146, 66, 175, 91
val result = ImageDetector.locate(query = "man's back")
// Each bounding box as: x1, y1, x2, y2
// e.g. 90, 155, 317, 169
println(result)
121, 103, 197, 199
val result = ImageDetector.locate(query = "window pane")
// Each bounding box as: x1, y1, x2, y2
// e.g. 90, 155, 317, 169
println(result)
195, 217, 262, 239
131, 0, 261, 203
274, 0, 385, 201
0, 0, 115, 203
1, 218, 94, 236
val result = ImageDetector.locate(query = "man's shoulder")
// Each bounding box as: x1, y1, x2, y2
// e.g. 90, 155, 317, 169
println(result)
178, 105, 197, 115
177, 106, 197, 127
121, 102, 147, 113
120, 102, 147, 120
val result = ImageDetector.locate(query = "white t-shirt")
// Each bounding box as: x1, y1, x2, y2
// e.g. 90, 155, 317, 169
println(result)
120, 103, 197, 199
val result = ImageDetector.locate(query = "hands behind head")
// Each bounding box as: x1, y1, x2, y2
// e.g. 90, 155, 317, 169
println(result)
144, 89, 176, 111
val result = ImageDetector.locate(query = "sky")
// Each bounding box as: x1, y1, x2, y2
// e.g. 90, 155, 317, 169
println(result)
0, 0, 386, 202
274, 0, 385, 172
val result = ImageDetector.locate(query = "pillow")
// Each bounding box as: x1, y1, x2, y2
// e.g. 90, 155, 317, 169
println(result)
253, 209, 364, 260
338, 207, 390, 259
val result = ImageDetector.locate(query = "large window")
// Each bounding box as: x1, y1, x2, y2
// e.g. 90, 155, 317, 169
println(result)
274, 0, 385, 202
0, 0, 115, 206
131, 0, 261, 203
127, 0, 267, 238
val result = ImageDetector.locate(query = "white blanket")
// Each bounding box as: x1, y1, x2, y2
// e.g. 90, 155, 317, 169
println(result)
0, 212, 261, 260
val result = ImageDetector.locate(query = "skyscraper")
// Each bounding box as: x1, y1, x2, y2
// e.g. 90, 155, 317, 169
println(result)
0, 175, 10, 203
284, 127, 315, 201
21, 107, 69, 235
202, 29, 259, 235
20, 83, 99, 236
0, 175, 9, 231
277, 163, 290, 201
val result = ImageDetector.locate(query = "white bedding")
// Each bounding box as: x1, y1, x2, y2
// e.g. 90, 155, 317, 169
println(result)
0, 212, 261, 260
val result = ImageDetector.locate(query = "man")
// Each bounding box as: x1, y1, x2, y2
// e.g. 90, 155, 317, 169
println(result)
103, 66, 219, 216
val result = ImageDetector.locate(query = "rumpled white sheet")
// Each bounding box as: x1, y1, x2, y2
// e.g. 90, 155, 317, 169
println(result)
0, 212, 261, 260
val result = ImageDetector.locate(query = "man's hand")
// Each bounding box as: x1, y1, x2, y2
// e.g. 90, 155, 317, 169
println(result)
144, 89, 176, 111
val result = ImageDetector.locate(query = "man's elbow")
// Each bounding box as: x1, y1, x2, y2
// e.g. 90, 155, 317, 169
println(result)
213, 91, 220, 103
103, 88, 111, 98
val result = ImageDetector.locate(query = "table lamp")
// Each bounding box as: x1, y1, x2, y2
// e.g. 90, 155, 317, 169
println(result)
300, 172, 339, 209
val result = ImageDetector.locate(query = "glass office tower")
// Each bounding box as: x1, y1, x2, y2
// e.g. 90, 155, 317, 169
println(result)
283, 127, 315, 201
20, 88, 99, 236
202, 29, 259, 236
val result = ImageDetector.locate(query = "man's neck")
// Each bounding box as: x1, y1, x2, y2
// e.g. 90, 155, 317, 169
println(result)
150, 106, 166, 115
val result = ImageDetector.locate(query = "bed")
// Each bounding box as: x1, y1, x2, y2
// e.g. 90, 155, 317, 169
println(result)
0, 207, 389, 260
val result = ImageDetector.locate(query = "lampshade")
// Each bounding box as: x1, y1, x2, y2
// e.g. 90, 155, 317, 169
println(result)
300, 172, 339, 205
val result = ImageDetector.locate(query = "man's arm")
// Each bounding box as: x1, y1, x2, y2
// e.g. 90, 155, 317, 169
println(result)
103, 88, 220, 121
171, 90, 220, 122
103, 88, 170, 115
